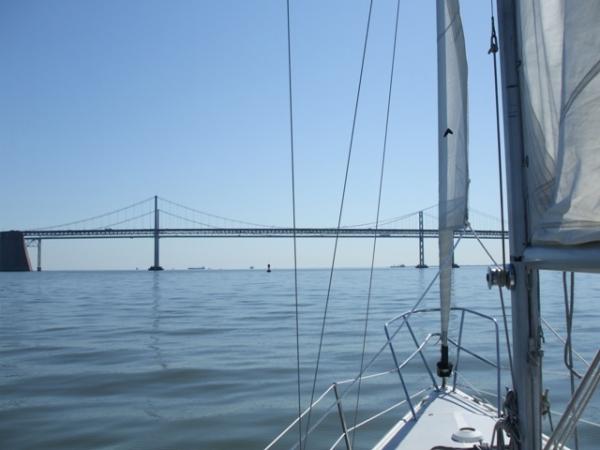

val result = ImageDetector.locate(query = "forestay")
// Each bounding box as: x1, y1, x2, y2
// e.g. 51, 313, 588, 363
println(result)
437, 0, 468, 351
517, 0, 600, 245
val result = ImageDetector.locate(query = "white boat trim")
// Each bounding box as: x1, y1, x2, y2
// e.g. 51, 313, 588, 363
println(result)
371, 387, 499, 450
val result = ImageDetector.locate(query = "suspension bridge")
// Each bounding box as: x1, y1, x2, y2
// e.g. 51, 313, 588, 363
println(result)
0, 196, 506, 271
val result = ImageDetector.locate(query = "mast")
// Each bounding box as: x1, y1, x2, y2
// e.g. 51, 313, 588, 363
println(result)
497, 1, 542, 448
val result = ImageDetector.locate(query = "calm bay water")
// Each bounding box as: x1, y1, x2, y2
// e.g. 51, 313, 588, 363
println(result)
1, 268, 598, 449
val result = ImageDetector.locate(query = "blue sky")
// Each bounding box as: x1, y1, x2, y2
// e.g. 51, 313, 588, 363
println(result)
0, 0, 505, 269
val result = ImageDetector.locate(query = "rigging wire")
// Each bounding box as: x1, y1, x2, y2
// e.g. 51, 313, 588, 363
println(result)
269, 237, 462, 450
466, 223, 498, 266
346, 237, 464, 420
563, 272, 582, 380
279, 251, 455, 449
550, 410, 600, 430
486, 1, 515, 394
302, 1, 375, 447
466, 223, 515, 388
563, 271, 580, 450
497, 285, 515, 388
284, 0, 302, 447
489, 0, 507, 271
350, 0, 401, 446
542, 318, 590, 368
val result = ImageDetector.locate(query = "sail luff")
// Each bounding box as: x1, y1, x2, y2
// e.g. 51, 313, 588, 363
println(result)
436, 0, 468, 360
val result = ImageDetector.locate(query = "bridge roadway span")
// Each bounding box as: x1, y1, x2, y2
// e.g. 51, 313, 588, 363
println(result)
23, 228, 506, 239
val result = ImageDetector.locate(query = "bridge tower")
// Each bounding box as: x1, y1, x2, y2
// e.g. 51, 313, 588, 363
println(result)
148, 195, 163, 271
415, 211, 428, 268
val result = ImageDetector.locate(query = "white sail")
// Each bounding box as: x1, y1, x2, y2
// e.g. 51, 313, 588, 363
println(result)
437, 0, 468, 348
517, 0, 600, 245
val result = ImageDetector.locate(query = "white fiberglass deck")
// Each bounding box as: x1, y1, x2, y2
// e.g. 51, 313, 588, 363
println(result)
372, 387, 498, 450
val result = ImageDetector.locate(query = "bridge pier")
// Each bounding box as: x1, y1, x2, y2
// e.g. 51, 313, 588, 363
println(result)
415, 211, 428, 268
37, 238, 42, 271
0, 231, 31, 271
148, 195, 163, 271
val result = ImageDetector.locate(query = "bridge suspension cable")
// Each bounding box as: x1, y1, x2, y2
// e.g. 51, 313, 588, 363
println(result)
159, 210, 214, 228
35, 197, 155, 230
25, 195, 503, 233
343, 203, 438, 228
158, 197, 277, 228
423, 208, 502, 231
469, 207, 502, 222
97, 211, 155, 229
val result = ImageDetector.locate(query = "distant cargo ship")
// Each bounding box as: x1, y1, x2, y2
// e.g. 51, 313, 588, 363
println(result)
187, 266, 206, 270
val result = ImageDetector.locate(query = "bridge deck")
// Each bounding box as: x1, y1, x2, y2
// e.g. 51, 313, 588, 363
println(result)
22, 228, 506, 239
